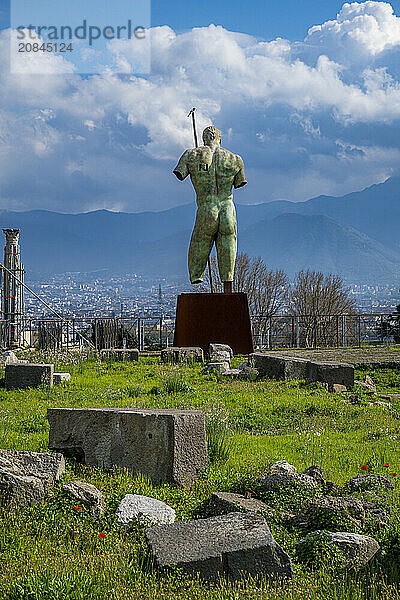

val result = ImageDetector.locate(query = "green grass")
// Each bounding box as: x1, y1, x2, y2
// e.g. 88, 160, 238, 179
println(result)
0, 350, 399, 599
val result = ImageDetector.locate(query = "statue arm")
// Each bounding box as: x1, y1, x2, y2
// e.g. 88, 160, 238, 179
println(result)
233, 156, 247, 189
173, 150, 190, 181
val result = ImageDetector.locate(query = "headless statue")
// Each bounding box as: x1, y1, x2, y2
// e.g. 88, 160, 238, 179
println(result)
173, 126, 247, 293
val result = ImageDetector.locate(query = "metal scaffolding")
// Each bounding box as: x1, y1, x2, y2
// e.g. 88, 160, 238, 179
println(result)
2, 229, 24, 348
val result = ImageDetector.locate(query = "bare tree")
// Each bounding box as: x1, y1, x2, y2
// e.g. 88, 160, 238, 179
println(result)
201, 252, 289, 345
288, 270, 356, 347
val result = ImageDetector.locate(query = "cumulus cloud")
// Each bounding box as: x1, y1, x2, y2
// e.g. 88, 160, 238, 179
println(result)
1, 2, 400, 213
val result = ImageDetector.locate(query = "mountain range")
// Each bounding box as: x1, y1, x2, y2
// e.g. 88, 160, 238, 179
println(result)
1, 175, 400, 284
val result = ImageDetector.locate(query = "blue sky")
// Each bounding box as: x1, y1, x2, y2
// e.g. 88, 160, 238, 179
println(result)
2, 1, 400, 213
2, 0, 400, 40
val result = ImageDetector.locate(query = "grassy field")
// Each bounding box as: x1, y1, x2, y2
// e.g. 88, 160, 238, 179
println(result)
0, 349, 399, 599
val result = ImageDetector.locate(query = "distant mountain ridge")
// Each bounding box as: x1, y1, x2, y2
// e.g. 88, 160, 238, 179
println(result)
1, 175, 400, 283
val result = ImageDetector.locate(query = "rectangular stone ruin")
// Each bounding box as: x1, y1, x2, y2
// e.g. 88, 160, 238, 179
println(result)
145, 512, 293, 583
5, 363, 54, 390
161, 346, 204, 364
47, 407, 207, 486
249, 353, 354, 389
53, 372, 71, 385
100, 349, 139, 362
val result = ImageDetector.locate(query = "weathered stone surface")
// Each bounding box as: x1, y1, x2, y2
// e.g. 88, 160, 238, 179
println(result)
355, 380, 375, 394
297, 531, 380, 570
365, 375, 377, 391
307, 361, 354, 390
270, 461, 297, 475
205, 361, 229, 373
209, 343, 233, 357
345, 474, 394, 492
302, 465, 325, 484
332, 384, 347, 393
209, 344, 233, 365
248, 354, 354, 389
292, 496, 365, 530
116, 494, 176, 526
100, 349, 139, 362
62, 480, 105, 516
257, 472, 318, 493
48, 407, 207, 486
53, 372, 71, 385
146, 512, 293, 582
0, 450, 65, 507
249, 354, 308, 380
5, 363, 54, 390
201, 492, 275, 518
161, 347, 204, 364
3, 351, 18, 364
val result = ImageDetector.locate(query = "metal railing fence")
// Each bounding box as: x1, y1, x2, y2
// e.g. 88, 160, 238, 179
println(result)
1, 312, 397, 352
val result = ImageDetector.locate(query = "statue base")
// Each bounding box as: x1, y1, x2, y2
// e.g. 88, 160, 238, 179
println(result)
173, 292, 254, 355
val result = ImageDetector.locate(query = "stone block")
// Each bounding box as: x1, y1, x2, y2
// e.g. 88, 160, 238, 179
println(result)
248, 353, 354, 389
48, 407, 207, 486
209, 343, 233, 363
307, 361, 354, 390
5, 363, 54, 390
204, 361, 229, 373
0, 450, 65, 507
248, 354, 308, 380
161, 347, 204, 364
62, 480, 105, 516
296, 531, 380, 570
53, 372, 71, 385
116, 494, 176, 526
201, 492, 274, 518
145, 512, 293, 582
100, 349, 139, 362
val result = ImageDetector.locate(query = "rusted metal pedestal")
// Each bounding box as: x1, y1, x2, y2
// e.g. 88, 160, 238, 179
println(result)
173, 292, 254, 355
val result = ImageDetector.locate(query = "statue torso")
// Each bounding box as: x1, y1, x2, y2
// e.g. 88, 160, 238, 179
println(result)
185, 146, 243, 205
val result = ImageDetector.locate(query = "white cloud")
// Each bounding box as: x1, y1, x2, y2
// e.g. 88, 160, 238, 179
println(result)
1, 3, 400, 212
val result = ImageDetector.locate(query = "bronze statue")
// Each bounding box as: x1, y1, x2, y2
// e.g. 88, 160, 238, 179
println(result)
173, 125, 247, 294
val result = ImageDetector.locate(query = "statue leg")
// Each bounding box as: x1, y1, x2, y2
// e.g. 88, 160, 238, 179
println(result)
188, 205, 218, 284
216, 201, 237, 283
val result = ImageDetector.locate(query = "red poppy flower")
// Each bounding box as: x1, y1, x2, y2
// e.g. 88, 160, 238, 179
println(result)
384, 464, 390, 467
391, 473, 397, 477
98, 533, 106, 539
74, 506, 83, 511
360, 465, 368, 470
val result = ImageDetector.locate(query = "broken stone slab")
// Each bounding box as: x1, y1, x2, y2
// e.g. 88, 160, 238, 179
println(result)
307, 361, 354, 390
270, 461, 297, 475
0, 450, 65, 507
2, 351, 18, 365
48, 407, 207, 486
344, 474, 394, 492
296, 531, 380, 570
145, 512, 293, 583
354, 381, 375, 394
302, 465, 325, 484
116, 494, 176, 526
204, 362, 229, 373
5, 363, 54, 390
292, 495, 365, 530
257, 472, 319, 493
332, 384, 347, 393
161, 347, 204, 364
248, 354, 354, 389
100, 349, 139, 362
53, 373, 71, 385
208, 344, 233, 366
201, 492, 275, 518
62, 480, 105, 516
209, 343, 233, 359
